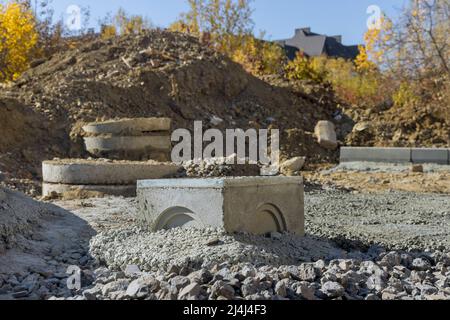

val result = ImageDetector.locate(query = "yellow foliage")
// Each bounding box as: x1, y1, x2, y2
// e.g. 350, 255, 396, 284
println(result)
392, 82, 420, 108
100, 8, 151, 39
0, 1, 38, 82
172, 1, 283, 76
169, 21, 191, 33
355, 45, 376, 72
363, 15, 393, 65
304, 55, 390, 107
222, 34, 285, 76
101, 25, 117, 39
285, 52, 326, 83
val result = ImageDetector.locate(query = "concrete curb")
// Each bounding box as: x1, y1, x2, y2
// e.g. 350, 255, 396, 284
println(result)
340, 147, 450, 164
411, 148, 449, 165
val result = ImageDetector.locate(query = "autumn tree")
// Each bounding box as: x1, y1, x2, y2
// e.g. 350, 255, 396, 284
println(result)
364, 0, 449, 80
0, 0, 38, 82
171, 0, 285, 76
100, 8, 152, 38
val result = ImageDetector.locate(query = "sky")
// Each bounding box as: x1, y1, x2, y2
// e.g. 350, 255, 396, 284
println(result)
31, 0, 408, 45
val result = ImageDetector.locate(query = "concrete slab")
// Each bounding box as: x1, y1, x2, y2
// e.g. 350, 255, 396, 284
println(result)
42, 183, 136, 198
137, 177, 304, 236
42, 160, 181, 185
411, 148, 449, 164
340, 147, 411, 163
82, 118, 171, 135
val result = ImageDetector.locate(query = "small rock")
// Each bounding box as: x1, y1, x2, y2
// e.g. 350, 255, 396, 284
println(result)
188, 269, 213, 284
298, 264, 317, 282
211, 281, 235, 300
206, 238, 222, 247
178, 283, 201, 300
124, 265, 142, 278
296, 282, 317, 300
412, 258, 432, 271
169, 276, 190, 290
411, 165, 424, 173
380, 252, 402, 268
102, 279, 130, 296
366, 275, 387, 292
274, 281, 287, 298
410, 271, 427, 283
418, 284, 438, 296
280, 157, 306, 175
241, 266, 256, 278
270, 232, 282, 240
365, 294, 381, 300
321, 281, 345, 299
126, 276, 159, 299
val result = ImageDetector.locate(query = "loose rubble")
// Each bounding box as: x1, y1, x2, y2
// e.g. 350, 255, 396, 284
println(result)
47, 247, 450, 301
1, 190, 449, 300
182, 157, 260, 177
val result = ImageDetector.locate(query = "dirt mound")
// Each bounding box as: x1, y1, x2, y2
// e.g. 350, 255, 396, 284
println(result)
1, 30, 446, 194
0, 30, 338, 192
0, 188, 48, 253
344, 102, 450, 148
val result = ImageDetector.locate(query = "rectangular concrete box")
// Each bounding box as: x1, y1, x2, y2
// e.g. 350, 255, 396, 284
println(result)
137, 177, 304, 236
411, 148, 449, 165
340, 147, 411, 163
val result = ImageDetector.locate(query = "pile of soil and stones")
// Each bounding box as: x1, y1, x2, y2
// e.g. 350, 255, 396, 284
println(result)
0, 30, 339, 195
1, 30, 448, 195
343, 102, 450, 148
0, 187, 48, 254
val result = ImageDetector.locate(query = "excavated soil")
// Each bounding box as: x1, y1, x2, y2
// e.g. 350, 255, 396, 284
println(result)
344, 103, 450, 148
0, 30, 338, 194
0, 30, 448, 195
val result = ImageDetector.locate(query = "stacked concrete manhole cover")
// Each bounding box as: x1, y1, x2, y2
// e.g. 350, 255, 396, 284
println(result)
42, 118, 181, 198
42, 159, 182, 197
82, 117, 172, 161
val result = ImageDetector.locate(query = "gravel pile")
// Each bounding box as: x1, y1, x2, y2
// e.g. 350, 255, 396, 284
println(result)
0, 188, 47, 253
182, 157, 260, 177
2, 226, 449, 301
90, 227, 346, 272
49, 246, 450, 301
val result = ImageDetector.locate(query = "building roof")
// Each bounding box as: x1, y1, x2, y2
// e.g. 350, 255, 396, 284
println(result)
275, 27, 360, 60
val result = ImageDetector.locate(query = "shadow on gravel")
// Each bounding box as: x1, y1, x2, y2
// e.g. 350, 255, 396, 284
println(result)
0, 189, 96, 275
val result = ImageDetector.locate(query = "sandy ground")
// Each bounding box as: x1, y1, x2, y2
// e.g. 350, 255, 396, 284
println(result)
0, 197, 135, 275
3, 187, 447, 276
304, 163, 450, 194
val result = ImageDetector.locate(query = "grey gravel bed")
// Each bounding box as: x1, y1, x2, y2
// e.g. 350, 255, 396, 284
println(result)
1, 190, 449, 300
305, 190, 450, 251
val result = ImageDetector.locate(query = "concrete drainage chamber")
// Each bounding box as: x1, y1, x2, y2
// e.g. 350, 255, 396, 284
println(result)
137, 177, 305, 236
